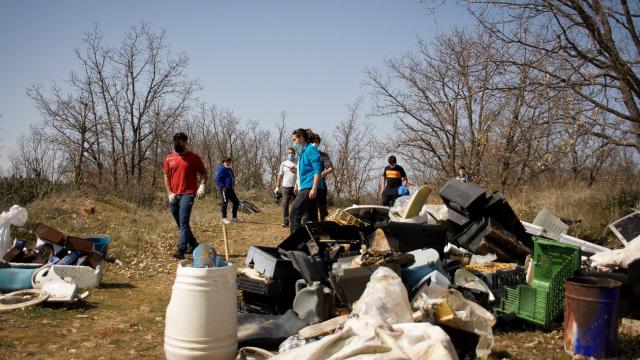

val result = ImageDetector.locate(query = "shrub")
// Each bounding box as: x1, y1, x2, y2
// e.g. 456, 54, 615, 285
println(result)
0, 176, 57, 209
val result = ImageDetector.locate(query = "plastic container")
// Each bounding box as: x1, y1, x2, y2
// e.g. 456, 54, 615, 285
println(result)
165, 258, 237, 360
87, 235, 110, 257
0, 263, 43, 291
401, 248, 442, 292
564, 277, 621, 358
499, 237, 580, 327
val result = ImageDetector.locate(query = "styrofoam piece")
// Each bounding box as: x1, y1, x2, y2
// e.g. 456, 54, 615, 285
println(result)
608, 211, 640, 247
532, 208, 569, 238
558, 234, 608, 255
50, 265, 103, 288
521, 221, 545, 236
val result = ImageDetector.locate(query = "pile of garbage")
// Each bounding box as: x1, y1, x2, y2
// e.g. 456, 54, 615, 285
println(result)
0, 205, 108, 310
228, 180, 640, 359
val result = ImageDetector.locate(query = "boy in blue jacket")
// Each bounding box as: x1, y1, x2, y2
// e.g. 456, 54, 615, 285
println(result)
215, 157, 240, 224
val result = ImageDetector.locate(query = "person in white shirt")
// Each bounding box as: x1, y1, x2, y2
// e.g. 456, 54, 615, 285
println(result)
275, 147, 297, 227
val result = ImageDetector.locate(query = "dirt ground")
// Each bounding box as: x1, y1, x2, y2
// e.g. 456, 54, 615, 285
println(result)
0, 193, 638, 359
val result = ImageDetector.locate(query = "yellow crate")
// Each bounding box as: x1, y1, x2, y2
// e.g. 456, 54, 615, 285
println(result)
326, 209, 367, 227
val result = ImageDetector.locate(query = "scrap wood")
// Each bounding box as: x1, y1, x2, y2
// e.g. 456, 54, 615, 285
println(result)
237, 266, 272, 284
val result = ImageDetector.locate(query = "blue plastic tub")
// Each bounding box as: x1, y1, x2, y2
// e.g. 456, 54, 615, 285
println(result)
0, 263, 43, 291
88, 235, 110, 257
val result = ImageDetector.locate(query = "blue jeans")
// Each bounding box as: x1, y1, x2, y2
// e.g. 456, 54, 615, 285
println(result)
170, 194, 198, 253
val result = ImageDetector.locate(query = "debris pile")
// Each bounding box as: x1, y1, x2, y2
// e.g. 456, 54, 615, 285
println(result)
227, 181, 640, 359
0, 206, 108, 311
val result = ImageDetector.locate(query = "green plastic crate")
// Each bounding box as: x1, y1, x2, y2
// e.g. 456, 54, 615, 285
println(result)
499, 237, 580, 327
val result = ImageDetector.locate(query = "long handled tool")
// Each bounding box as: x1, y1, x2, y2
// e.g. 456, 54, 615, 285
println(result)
222, 222, 230, 261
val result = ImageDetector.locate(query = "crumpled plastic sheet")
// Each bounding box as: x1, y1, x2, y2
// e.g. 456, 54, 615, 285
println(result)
0, 205, 28, 258
413, 288, 496, 359
590, 238, 640, 270
272, 314, 458, 360
351, 267, 413, 325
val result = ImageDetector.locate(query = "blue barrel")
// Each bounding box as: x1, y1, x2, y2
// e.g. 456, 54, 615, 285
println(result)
564, 276, 621, 358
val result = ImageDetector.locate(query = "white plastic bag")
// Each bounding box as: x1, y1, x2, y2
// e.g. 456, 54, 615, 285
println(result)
352, 267, 413, 324
0, 205, 28, 258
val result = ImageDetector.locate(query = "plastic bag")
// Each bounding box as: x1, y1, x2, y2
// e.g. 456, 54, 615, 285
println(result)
433, 289, 496, 359
352, 266, 413, 324
0, 205, 28, 258
590, 239, 640, 270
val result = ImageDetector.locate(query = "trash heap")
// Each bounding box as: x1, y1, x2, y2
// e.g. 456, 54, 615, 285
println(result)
232, 180, 640, 359
0, 206, 108, 310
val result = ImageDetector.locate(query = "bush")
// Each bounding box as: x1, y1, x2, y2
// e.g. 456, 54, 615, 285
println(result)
88, 184, 164, 209
607, 188, 640, 215
0, 177, 57, 209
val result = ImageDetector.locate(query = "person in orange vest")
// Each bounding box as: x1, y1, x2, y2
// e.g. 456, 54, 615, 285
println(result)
379, 156, 408, 207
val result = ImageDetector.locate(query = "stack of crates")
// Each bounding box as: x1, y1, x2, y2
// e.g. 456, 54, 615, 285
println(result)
499, 237, 580, 327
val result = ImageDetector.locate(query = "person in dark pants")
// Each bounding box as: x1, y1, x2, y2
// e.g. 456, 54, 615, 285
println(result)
289, 128, 323, 233
305, 134, 334, 221
380, 155, 408, 207
276, 148, 297, 227
163, 132, 208, 260
215, 157, 240, 224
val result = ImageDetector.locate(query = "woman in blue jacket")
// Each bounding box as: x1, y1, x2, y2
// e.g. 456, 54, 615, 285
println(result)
289, 128, 324, 233
215, 156, 240, 224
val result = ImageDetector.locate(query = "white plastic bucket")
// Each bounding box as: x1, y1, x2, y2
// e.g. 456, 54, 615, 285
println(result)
165, 259, 237, 360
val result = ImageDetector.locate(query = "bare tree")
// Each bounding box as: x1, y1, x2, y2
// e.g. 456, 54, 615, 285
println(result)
462, 0, 640, 148
266, 110, 289, 187
332, 99, 378, 203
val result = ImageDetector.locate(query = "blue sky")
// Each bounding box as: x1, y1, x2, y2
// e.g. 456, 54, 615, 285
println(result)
0, 0, 472, 171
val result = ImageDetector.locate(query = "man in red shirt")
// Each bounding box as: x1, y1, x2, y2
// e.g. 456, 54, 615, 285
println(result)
163, 132, 208, 259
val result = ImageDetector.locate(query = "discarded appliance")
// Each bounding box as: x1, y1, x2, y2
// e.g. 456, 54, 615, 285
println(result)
533, 208, 570, 240
165, 258, 237, 360
381, 221, 447, 256
439, 179, 487, 219
609, 210, 640, 246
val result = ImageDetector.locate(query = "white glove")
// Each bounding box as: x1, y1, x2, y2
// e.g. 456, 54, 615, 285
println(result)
274, 186, 280, 193
168, 192, 177, 204
196, 184, 206, 198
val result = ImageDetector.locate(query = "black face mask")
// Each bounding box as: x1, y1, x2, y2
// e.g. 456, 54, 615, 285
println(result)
174, 144, 185, 153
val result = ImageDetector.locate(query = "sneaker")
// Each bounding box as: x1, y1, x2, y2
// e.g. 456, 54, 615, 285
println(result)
231, 218, 240, 223
222, 218, 232, 224
172, 251, 185, 260
281, 222, 289, 228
